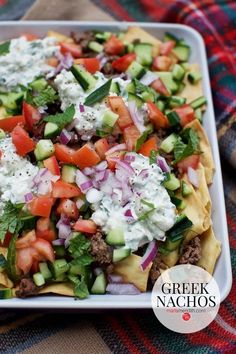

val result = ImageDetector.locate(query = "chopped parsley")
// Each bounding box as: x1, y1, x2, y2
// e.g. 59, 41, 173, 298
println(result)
44, 104, 75, 129
0, 202, 23, 241
0, 41, 10, 56
173, 128, 200, 163
33, 86, 58, 107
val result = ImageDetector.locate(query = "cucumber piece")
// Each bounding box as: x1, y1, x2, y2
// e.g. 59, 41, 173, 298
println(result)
190, 96, 207, 109
50, 259, 69, 278
128, 93, 144, 108
156, 72, 178, 94
69, 263, 86, 276
127, 43, 134, 53
181, 180, 192, 197
30, 78, 48, 91
91, 272, 106, 295
187, 71, 202, 84
95, 32, 111, 42
61, 164, 77, 183
39, 262, 52, 280
126, 61, 146, 80
160, 133, 178, 153
141, 91, 155, 102
0, 92, 24, 110
52, 274, 67, 282
71, 65, 97, 91
166, 111, 180, 127
54, 245, 66, 258
168, 96, 186, 108
134, 43, 153, 66
164, 173, 180, 191
177, 82, 186, 94
172, 64, 185, 81
34, 139, 55, 161
84, 79, 112, 106
155, 100, 165, 112
106, 227, 125, 246
0, 288, 12, 299
0, 129, 5, 139
113, 248, 131, 263
33, 272, 45, 286
102, 109, 119, 128
125, 81, 136, 94
164, 32, 178, 43
171, 196, 186, 210
164, 235, 183, 251
0, 254, 6, 272
195, 108, 203, 123
173, 45, 190, 62
44, 122, 60, 138
88, 41, 103, 53
181, 62, 190, 71
110, 81, 121, 94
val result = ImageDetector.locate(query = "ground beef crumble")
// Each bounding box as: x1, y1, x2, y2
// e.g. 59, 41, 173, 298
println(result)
16, 278, 40, 298
90, 232, 112, 264
179, 236, 201, 265
150, 252, 168, 284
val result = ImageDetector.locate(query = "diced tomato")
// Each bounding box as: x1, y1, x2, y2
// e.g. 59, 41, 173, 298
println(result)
111, 53, 136, 72
16, 230, 37, 249
31, 260, 39, 273
29, 196, 54, 218
106, 151, 125, 170
36, 229, 56, 242
146, 102, 169, 129
177, 155, 200, 173
174, 104, 195, 127
152, 56, 172, 71
123, 125, 141, 151
73, 219, 97, 234
0, 232, 12, 247
74, 58, 100, 74
159, 41, 175, 55
31, 238, 55, 263
17, 247, 35, 274
11, 125, 35, 156
36, 217, 50, 232
0, 115, 25, 132
52, 180, 81, 198
54, 144, 75, 164
72, 144, 101, 169
43, 156, 60, 175
108, 96, 133, 131
22, 33, 39, 41
36, 217, 57, 242
23, 101, 41, 131
57, 199, 78, 220
104, 35, 125, 55
94, 138, 110, 159
60, 42, 82, 58
150, 78, 170, 96
46, 57, 59, 67
138, 136, 158, 157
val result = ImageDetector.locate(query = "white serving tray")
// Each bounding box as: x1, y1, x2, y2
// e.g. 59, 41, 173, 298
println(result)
0, 21, 232, 308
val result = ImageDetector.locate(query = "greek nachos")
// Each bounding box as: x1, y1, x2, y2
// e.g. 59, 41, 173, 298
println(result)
0, 27, 220, 300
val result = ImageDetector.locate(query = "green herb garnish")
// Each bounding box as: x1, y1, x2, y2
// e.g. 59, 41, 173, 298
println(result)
0, 202, 24, 242
33, 86, 58, 107
173, 128, 200, 163
0, 41, 10, 56
44, 105, 75, 130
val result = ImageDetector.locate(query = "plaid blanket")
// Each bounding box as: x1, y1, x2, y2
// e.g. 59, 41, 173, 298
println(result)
0, 0, 236, 353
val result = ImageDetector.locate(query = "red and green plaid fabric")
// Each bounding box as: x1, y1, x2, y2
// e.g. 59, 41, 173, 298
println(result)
0, 0, 236, 353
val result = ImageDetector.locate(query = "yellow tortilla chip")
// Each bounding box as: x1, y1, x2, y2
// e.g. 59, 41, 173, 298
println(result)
195, 163, 211, 212
123, 26, 161, 56
197, 227, 221, 274
180, 63, 203, 103
113, 254, 152, 292
39, 282, 74, 296
161, 249, 179, 268
0, 272, 13, 289
47, 31, 74, 43
185, 119, 215, 184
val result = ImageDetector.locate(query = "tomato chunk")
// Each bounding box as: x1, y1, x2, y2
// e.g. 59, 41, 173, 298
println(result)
43, 155, 60, 175
73, 58, 100, 74
159, 41, 175, 55
11, 125, 35, 156
72, 144, 101, 169
57, 198, 79, 219
94, 138, 110, 159
177, 155, 200, 173
108, 96, 133, 131
60, 42, 82, 58
22, 33, 39, 41
52, 180, 81, 198
150, 78, 170, 96
138, 136, 158, 157
23, 102, 41, 131
106, 151, 125, 170
174, 104, 195, 127
31, 238, 55, 263
73, 219, 97, 234
104, 35, 124, 55
152, 56, 172, 71
17, 248, 35, 274
29, 196, 54, 218
0, 115, 25, 132
123, 125, 141, 151
146, 102, 169, 129
54, 144, 75, 165
16, 230, 37, 249
112, 53, 136, 72
36, 217, 56, 242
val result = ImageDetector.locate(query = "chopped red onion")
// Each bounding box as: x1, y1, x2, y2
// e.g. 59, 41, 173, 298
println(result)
105, 143, 127, 156
124, 209, 133, 217
106, 283, 141, 295
138, 169, 149, 179
80, 180, 93, 192
124, 153, 136, 163
58, 223, 71, 239
95, 160, 108, 171
65, 232, 74, 248
100, 56, 108, 68
52, 239, 65, 246
56, 214, 70, 228
95, 169, 107, 182
92, 179, 99, 189
157, 156, 170, 173
83, 167, 95, 176
112, 188, 123, 203
60, 129, 72, 145
187, 167, 199, 188
140, 71, 158, 86
37, 180, 52, 195
86, 188, 103, 203
76, 170, 93, 192
55, 52, 73, 74
24, 192, 34, 203
79, 104, 85, 113
121, 181, 133, 205
101, 169, 109, 182
140, 241, 157, 271
115, 160, 134, 175
128, 101, 146, 134
108, 274, 123, 283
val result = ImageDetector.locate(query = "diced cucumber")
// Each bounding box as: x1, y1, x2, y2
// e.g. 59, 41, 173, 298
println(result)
95, 32, 111, 42
102, 109, 119, 128
141, 91, 155, 102
155, 100, 165, 112
61, 164, 77, 183
113, 248, 131, 263
195, 108, 203, 123
0, 254, 6, 272
33, 272, 45, 286
44, 122, 60, 138
166, 111, 180, 126
134, 43, 153, 66
164, 32, 178, 43
160, 133, 178, 153
110, 81, 121, 95
164, 173, 180, 191
181, 62, 190, 71
172, 45, 190, 62
106, 227, 125, 246
50, 259, 69, 278
125, 81, 136, 94
39, 262, 52, 280
0, 288, 12, 299
88, 41, 103, 53
164, 235, 183, 251
190, 96, 207, 109
0, 92, 24, 110
71, 65, 97, 91
171, 196, 186, 210
187, 71, 202, 84
52, 274, 67, 282
91, 272, 106, 294
181, 180, 192, 197
156, 72, 178, 94
172, 64, 185, 81
177, 82, 186, 93
168, 96, 186, 108
0, 129, 5, 140
69, 263, 86, 276
34, 139, 55, 161
126, 61, 146, 80
30, 78, 48, 91
127, 43, 134, 53
128, 93, 144, 108
54, 245, 66, 258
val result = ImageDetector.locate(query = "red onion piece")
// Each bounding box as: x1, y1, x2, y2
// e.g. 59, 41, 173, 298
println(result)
83, 167, 95, 176
106, 283, 141, 295
86, 188, 103, 203
80, 180, 93, 192
55, 52, 73, 74
157, 156, 170, 173
94, 169, 106, 182
24, 192, 34, 203
140, 71, 158, 86
56, 214, 70, 228
52, 239, 65, 246
95, 160, 108, 171
115, 160, 134, 175
128, 101, 146, 133
108, 274, 123, 283
76, 170, 93, 192
79, 104, 85, 113
124, 153, 136, 163
60, 129, 72, 145
124, 209, 133, 217
105, 143, 127, 156
58, 223, 71, 239
140, 241, 157, 271
37, 180, 52, 195
187, 167, 199, 188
